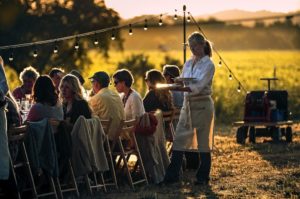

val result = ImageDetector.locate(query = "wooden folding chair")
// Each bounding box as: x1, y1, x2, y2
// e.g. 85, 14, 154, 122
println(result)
100, 118, 119, 190
8, 125, 58, 199
49, 119, 79, 198
84, 117, 109, 195
110, 119, 148, 190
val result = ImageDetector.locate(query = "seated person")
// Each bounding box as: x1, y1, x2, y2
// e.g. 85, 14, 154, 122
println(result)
162, 65, 184, 108
88, 71, 125, 141
12, 66, 40, 101
143, 69, 173, 112
59, 74, 91, 124
112, 69, 145, 120
69, 70, 89, 99
49, 67, 65, 93
26, 75, 63, 122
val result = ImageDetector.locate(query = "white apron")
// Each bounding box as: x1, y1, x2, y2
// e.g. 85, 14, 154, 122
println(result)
172, 95, 214, 152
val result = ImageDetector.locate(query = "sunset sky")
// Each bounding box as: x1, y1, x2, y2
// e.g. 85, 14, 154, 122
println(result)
105, 0, 300, 19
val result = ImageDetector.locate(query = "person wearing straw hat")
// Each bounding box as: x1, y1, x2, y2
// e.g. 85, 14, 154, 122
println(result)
163, 32, 215, 185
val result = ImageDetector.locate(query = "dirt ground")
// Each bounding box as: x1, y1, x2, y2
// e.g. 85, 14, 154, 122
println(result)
75, 124, 300, 198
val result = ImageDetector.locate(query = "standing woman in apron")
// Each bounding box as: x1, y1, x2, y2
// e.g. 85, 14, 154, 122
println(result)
163, 32, 215, 185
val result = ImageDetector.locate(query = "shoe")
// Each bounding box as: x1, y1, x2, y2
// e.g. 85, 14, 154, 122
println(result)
194, 179, 209, 186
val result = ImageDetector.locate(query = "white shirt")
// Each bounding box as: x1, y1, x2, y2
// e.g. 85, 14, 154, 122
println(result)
120, 89, 145, 120
181, 55, 215, 96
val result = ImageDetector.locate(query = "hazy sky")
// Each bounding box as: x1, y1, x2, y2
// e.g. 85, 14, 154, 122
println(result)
105, 0, 300, 19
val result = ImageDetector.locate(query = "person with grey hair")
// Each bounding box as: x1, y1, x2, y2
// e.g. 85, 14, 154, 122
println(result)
163, 32, 215, 185
12, 66, 40, 100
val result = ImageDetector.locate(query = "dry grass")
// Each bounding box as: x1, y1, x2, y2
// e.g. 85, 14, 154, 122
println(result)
79, 124, 300, 199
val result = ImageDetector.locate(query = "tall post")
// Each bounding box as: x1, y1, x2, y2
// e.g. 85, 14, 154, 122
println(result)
183, 5, 187, 64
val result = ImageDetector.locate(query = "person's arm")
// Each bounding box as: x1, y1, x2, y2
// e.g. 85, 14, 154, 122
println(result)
130, 94, 145, 118
143, 91, 157, 112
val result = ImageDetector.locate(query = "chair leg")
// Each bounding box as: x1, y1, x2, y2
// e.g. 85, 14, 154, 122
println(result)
9, 155, 21, 199
49, 176, 59, 199
55, 178, 63, 199
22, 143, 38, 198
85, 175, 92, 195
100, 173, 107, 192
107, 152, 118, 189
118, 139, 134, 190
105, 139, 118, 190
133, 136, 148, 185
68, 160, 80, 197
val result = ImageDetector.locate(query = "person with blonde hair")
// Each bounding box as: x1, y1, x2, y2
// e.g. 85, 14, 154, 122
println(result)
59, 74, 91, 123
12, 66, 40, 100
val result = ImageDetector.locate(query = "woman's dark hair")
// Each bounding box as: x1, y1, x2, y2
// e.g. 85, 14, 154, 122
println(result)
162, 65, 180, 81
145, 69, 173, 110
49, 67, 64, 78
113, 69, 134, 87
33, 75, 58, 106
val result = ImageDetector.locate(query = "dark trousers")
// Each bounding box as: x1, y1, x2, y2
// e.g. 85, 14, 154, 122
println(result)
164, 150, 211, 182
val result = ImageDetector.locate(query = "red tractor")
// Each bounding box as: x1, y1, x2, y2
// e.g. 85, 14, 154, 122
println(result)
234, 78, 293, 144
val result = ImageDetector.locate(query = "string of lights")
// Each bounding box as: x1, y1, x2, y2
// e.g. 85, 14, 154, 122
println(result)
0, 13, 168, 51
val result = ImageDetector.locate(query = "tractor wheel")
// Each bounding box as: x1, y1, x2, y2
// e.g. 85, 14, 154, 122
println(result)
285, 127, 293, 143
236, 127, 245, 144
271, 127, 280, 142
249, 127, 256, 143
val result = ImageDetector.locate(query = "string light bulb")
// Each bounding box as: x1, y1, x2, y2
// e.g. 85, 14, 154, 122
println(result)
174, 9, 178, 20
159, 14, 163, 26
9, 52, 14, 62
94, 38, 99, 45
218, 59, 222, 67
144, 19, 148, 30
237, 83, 241, 93
129, 24, 133, 36
33, 48, 38, 58
187, 14, 191, 23
111, 29, 115, 40
53, 45, 58, 54
74, 38, 79, 50
229, 73, 232, 80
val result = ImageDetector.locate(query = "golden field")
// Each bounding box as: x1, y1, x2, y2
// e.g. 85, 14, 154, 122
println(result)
5, 50, 300, 123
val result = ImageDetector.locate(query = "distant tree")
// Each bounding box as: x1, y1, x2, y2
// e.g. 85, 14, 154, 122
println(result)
0, 0, 122, 73
160, 55, 182, 70
117, 53, 155, 94
254, 21, 265, 28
